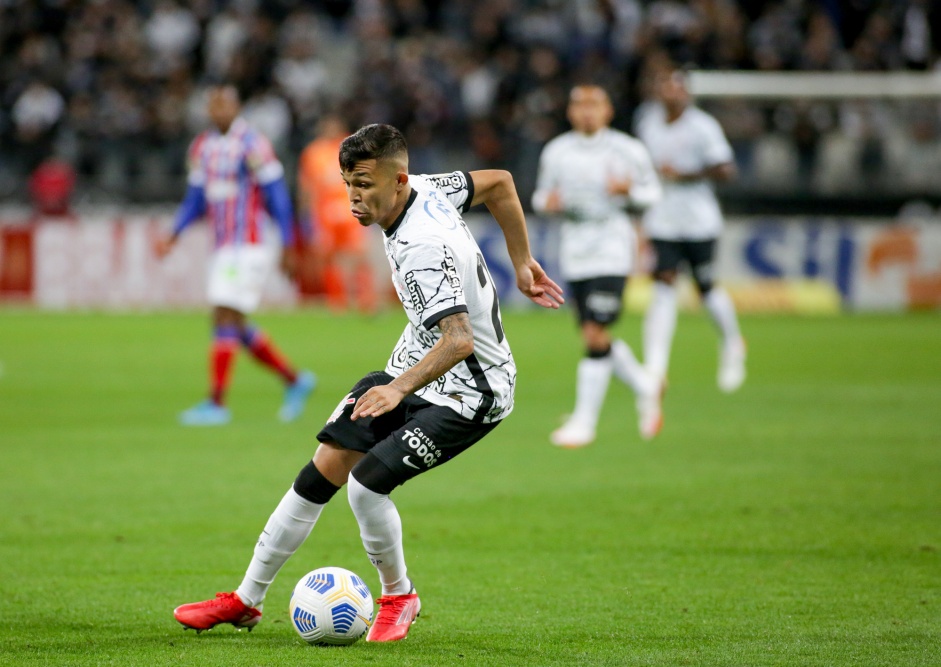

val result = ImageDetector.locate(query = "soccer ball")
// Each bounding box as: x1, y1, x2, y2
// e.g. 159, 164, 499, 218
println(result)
289, 567, 373, 646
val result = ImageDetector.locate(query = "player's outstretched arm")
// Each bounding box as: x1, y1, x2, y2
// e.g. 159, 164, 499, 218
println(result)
468, 169, 564, 309
155, 184, 207, 259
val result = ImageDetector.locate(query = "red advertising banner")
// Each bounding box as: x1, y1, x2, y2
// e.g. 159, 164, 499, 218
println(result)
0, 225, 34, 298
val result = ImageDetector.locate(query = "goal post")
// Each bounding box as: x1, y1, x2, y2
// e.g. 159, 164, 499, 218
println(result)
687, 70, 941, 100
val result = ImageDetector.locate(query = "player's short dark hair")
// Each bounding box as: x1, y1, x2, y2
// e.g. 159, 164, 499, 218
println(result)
339, 124, 408, 171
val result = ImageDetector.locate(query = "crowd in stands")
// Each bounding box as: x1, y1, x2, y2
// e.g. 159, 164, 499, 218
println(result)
2, 0, 941, 206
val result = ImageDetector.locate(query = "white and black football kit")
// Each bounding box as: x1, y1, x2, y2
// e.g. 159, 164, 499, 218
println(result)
636, 103, 734, 290
532, 127, 660, 323
317, 172, 513, 487
636, 102, 745, 393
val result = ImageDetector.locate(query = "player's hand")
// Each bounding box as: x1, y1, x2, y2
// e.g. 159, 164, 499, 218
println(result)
352, 385, 406, 421
516, 257, 564, 309
608, 176, 632, 196
658, 164, 680, 181
544, 190, 564, 213
280, 246, 298, 279
153, 235, 176, 259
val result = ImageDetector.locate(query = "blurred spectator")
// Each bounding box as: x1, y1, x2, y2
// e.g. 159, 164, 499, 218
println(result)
851, 11, 903, 71
28, 157, 76, 217
900, 0, 938, 70
748, 1, 803, 70
203, 7, 248, 79
773, 100, 832, 190
799, 9, 847, 70
144, 0, 200, 74
242, 85, 293, 156
11, 80, 64, 174
274, 12, 330, 128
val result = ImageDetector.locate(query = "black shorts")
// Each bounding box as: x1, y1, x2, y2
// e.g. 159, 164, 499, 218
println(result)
568, 276, 627, 325
316, 371, 499, 488
650, 239, 717, 292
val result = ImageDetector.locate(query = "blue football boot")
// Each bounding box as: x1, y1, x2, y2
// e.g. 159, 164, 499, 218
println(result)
179, 400, 231, 426
278, 370, 316, 422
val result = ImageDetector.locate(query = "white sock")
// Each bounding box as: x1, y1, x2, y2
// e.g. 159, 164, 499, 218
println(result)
611, 339, 655, 395
570, 356, 613, 430
644, 282, 677, 381
236, 487, 324, 608
347, 475, 410, 596
704, 287, 743, 348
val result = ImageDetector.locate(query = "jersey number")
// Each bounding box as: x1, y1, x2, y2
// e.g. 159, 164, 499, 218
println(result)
476, 253, 504, 343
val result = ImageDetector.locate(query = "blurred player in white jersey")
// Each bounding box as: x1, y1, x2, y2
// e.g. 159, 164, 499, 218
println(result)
172, 124, 563, 642
155, 85, 315, 426
636, 69, 746, 393
533, 85, 664, 448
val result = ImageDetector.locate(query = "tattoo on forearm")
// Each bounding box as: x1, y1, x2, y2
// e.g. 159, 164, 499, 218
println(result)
391, 313, 474, 395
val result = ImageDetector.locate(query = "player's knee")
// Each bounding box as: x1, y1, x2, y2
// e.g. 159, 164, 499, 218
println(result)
581, 322, 611, 354
350, 457, 399, 496
693, 271, 714, 295
653, 270, 677, 285
346, 472, 378, 510
586, 345, 612, 359
293, 460, 342, 505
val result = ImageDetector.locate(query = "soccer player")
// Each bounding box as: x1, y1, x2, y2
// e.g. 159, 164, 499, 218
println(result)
532, 84, 664, 448
636, 68, 746, 393
298, 114, 378, 312
172, 124, 563, 641
155, 85, 315, 426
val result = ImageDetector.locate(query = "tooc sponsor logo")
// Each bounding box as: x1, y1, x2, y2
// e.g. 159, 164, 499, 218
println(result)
401, 427, 442, 468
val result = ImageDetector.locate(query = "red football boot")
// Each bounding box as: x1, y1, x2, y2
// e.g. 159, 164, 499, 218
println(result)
173, 592, 261, 633
365, 586, 421, 642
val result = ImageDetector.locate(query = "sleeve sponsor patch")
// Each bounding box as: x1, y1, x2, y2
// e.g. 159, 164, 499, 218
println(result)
441, 247, 463, 294
404, 270, 427, 315
426, 171, 466, 195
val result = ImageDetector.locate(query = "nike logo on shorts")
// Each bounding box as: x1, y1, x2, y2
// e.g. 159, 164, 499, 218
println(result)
402, 456, 420, 470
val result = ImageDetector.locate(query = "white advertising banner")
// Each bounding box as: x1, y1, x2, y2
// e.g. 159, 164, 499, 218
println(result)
2, 210, 940, 312
718, 216, 941, 311
22, 214, 296, 309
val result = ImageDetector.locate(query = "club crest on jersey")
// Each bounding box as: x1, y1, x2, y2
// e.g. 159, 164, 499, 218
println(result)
441, 249, 462, 293
404, 270, 426, 315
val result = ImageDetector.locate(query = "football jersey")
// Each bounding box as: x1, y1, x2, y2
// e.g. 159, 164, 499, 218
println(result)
186, 117, 285, 248
298, 135, 351, 226
636, 104, 733, 241
383, 171, 515, 424
532, 128, 661, 281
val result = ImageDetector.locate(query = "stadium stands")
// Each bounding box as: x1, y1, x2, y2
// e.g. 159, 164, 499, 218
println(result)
1, 1, 940, 205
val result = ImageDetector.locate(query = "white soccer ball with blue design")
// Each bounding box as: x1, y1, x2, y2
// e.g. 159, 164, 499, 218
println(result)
289, 567, 373, 646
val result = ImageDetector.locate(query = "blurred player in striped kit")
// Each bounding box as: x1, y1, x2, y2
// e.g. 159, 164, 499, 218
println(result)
636, 68, 746, 394
533, 85, 664, 448
156, 85, 314, 426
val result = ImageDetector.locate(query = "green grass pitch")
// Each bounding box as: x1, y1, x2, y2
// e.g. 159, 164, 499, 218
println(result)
1, 308, 938, 666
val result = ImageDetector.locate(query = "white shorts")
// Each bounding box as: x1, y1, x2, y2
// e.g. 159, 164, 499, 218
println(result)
207, 244, 276, 313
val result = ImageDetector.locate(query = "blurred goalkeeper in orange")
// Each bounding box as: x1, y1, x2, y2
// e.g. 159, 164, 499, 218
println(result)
298, 114, 377, 312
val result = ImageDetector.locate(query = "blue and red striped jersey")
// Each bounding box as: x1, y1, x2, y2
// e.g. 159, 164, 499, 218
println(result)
186, 118, 285, 248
